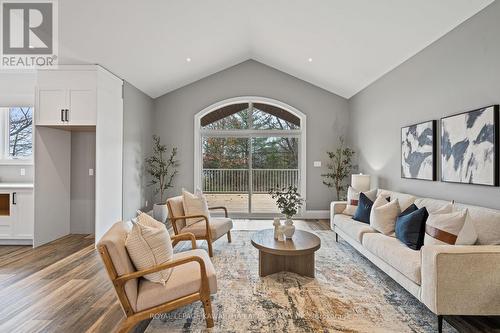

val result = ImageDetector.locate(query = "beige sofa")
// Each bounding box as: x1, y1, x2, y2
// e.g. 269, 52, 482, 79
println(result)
330, 189, 500, 331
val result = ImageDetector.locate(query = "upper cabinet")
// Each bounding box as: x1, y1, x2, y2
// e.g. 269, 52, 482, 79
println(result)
36, 67, 99, 126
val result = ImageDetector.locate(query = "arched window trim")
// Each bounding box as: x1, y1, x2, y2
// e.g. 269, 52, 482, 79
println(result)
194, 96, 307, 217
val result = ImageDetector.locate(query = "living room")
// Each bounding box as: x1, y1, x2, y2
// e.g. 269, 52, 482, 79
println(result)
0, 1, 499, 332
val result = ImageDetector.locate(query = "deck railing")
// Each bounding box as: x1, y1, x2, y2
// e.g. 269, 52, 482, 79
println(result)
202, 168, 299, 193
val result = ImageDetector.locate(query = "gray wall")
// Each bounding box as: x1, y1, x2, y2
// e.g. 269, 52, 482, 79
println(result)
70, 131, 96, 234
349, 1, 500, 209
154, 60, 350, 211
122, 81, 155, 219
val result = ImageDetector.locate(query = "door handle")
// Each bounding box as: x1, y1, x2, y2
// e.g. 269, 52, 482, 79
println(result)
12, 192, 16, 205
65, 109, 69, 122
61, 109, 64, 122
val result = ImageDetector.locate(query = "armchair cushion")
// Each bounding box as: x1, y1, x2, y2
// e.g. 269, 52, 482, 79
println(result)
125, 220, 174, 285
136, 249, 217, 312
182, 189, 210, 227
182, 217, 233, 240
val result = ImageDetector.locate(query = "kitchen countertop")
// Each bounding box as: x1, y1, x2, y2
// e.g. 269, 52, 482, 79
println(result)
0, 183, 34, 189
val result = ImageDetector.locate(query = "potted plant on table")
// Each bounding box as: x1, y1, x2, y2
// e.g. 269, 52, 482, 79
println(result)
145, 135, 179, 223
269, 186, 304, 239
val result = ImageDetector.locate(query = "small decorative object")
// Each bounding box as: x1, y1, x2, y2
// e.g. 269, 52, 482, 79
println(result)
322, 136, 355, 200
283, 218, 295, 239
269, 186, 304, 239
351, 173, 371, 192
401, 120, 437, 181
277, 225, 285, 241
273, 217, 281, 240
145, 135, 179, 222
441, 105, 499, 186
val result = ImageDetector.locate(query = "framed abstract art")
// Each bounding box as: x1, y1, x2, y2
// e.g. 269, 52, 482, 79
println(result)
401, 120, 437, 181
440, 105, 499, 186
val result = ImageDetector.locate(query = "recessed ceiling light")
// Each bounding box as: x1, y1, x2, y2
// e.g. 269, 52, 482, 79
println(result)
308, 58, 313, 62
186, 57, 191, 62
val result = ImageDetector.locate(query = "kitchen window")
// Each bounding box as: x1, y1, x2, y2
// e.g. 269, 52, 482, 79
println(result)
1, 107, 33, 163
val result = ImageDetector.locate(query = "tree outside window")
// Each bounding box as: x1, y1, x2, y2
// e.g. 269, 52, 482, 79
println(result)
7, 107, 33, 159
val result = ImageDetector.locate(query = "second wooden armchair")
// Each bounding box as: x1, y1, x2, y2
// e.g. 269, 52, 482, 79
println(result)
167, 196, 233, 257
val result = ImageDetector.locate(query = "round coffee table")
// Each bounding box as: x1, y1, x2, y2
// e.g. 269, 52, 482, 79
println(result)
251, 229, 321, 278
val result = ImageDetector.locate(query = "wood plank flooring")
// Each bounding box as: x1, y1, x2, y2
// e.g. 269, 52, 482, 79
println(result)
0, 220, 498, 332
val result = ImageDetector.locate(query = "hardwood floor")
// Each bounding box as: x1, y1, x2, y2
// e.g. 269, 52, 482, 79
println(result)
0, 220, 498, 332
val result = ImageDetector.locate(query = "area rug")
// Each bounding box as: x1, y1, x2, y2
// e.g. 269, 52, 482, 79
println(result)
146, 230, 456, 333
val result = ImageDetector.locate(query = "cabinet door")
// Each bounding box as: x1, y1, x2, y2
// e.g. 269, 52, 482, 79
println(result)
37, 88, 67, 125
0, 192, 15, 237
68, 89, 96, 125
13, 191, 34, 238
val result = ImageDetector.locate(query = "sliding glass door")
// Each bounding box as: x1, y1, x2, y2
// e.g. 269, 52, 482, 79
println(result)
198, 100, 303, 217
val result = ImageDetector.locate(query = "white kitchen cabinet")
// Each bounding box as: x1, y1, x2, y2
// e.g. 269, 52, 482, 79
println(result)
34, 65, 123, 247
36, 68, 98, 126
0, 186, 34, 245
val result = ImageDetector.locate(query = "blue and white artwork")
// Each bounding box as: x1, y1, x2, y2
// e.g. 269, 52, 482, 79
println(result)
441, 105, 499, 186
401, 120, 436, 180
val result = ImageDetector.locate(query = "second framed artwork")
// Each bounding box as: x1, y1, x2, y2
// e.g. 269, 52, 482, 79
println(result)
441, 105, 499, 186
401, 120, 437, 181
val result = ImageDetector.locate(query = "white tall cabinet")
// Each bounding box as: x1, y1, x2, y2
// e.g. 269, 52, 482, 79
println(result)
34, 65, 123, 246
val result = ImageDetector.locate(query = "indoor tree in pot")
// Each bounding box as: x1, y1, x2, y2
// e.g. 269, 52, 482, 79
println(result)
145, 135, 179, 223
321, 136, 355, 200
269, 186, 304, 239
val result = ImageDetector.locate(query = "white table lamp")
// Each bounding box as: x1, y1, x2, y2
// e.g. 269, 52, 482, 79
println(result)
351, 174, 371, 192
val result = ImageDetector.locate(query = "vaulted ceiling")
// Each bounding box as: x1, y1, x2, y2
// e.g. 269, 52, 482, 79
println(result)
58, 0, 494, 98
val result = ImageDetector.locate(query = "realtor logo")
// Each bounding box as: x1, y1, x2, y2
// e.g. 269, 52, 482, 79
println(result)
1, 0, 58, 68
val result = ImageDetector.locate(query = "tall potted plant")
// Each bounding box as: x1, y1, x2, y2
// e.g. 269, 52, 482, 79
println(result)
269, 186, 304, 238
321, 136, 355, 200
145, 135, 179, 223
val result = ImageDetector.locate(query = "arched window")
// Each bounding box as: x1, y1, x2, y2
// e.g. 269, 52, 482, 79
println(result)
194, 97, 306, 217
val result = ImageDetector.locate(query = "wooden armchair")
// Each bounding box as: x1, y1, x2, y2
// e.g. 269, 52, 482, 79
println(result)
167, 196, 233, 257
97, 221, 217, 332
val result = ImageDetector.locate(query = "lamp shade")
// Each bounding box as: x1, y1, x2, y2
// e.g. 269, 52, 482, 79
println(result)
351, 174, 371, 192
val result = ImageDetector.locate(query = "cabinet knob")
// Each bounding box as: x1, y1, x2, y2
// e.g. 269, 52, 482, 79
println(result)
12, 192, 16, 205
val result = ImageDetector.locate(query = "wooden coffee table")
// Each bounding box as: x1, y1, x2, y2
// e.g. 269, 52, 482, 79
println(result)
251, 229, 321, 278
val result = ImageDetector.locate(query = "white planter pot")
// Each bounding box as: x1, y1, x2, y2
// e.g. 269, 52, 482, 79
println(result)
153, 203, 168, 223
283, 217, 295, 239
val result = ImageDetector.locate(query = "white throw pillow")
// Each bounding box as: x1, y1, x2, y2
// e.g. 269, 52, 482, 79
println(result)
450, 207, 478, 245
135, 210, 165, 229
182, 188, 210, 227
343, 187, 377, 216
424, 210, 467, 245
370, 195, 401, 235
125, 220, 173, 285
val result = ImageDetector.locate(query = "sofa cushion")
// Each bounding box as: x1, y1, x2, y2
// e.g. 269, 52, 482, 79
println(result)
352, 192, 374, 224
136, 249, 217, 312
343, 187, 378, 216
362, 233, 422, 285
395, 204, 428, 250
424, 210, 467, 245
182, 217, 233, 240
414, 197, 452, 214
370, 195, 401, 235
333, 214, 376, 243
378, 189, 416, 211
454, 203, 500, 245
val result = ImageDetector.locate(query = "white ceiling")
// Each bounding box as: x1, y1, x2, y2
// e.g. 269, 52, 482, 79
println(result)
58, 0, 494, 99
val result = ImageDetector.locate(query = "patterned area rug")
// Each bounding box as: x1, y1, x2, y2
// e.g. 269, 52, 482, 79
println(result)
146, 230, 456, 333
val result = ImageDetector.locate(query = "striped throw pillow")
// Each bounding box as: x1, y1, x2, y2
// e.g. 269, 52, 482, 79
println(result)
125, 219, 173, 285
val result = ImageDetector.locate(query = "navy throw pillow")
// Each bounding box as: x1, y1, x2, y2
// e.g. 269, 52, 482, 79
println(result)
395, 204, 429, 250
352, 192, 373, 224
